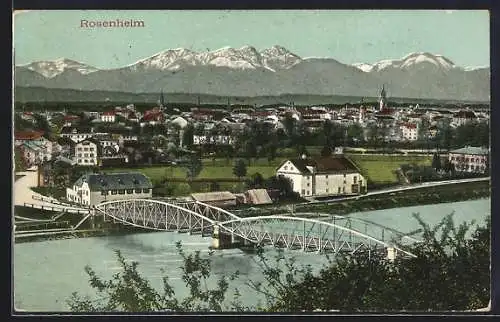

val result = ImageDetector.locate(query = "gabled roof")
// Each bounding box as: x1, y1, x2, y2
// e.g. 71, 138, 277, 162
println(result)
60, 126, 93, 134
15, 130, 44, 140
449, 146, 489, 156
281, 156, 359, 174
191, 191, 236, 202
73, 172, 152, 191
453, 110, 476, 118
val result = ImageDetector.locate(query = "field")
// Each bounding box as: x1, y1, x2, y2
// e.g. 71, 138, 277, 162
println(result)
347, 154, 433, 184
105, 155, 434, 186
106, 158, 286, 182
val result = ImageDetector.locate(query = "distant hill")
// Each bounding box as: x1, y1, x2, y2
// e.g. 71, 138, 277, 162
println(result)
15, 46, 490, 102
14, 86, 489, 107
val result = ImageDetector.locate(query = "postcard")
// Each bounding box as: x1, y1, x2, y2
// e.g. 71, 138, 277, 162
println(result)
12, 10, 491, 313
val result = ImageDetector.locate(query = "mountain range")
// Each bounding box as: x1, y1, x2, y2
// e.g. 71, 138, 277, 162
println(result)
15, 45, 490, 102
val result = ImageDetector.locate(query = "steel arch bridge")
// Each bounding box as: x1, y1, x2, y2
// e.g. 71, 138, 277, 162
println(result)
94, 199, 417, 258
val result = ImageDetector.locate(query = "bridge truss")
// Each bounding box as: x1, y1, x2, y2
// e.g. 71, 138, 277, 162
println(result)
94, 199, 417, 258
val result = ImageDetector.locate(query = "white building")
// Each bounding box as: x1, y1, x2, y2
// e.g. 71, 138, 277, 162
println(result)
60, 126, 95, 143
66, 172, 153, 206
276, 156, 367, 197
101, 111, 116, 123
448, 146, 489, 174
193, 135, 234, 146
74, 139, 99, 166
400, 123, 419, 141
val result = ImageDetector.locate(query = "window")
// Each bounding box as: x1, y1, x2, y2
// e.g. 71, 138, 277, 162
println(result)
101, 190, 107, 196
84, 148, 89, 151
77, 159, 82, 163
84, 153, 88, 157
284, 166, 288, 170
353, 176, 357, 184
301, 189, 305, 195
135, 189, 142, 193
84, 159, 88, 163
326, 188, 329, 193
78, 153, 82, 157
306, 191, 309, 195
118, 190, 125, 194
325, 175, 328, 179
127, 189, 133, 194
111, 190, 117, 195
307, 183, 310, 187
338, 187, 341, 194
90, 153, 94, 157
90, 148, 94, 151
343, 174, 346, 178
142, 188, 150, 193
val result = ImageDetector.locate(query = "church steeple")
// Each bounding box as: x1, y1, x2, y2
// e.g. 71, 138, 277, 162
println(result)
160, 90, 165, 109
379, 85, 387, 111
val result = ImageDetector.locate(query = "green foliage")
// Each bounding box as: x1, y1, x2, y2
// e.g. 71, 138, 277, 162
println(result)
67, 242, 240, 312
431, 153, 442, 170
69, 214, 490, 312
259, 213, 490, 312
185, 154, 203, 180
232, 159, 247, 179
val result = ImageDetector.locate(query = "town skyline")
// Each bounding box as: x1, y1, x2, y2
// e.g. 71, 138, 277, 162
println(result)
13, 10, 490, 69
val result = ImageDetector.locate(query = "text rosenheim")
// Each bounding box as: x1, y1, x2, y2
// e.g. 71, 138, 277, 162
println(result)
80, 19, 145, 28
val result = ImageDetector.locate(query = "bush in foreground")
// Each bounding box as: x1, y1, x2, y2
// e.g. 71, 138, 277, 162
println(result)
67, 213, 490, 312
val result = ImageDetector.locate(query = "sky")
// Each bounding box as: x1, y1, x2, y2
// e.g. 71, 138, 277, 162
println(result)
13, 10, 490, 69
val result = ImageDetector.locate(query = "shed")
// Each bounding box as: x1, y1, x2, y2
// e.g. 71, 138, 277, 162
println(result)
191, 191, 237, 208
245, 189, 272, 205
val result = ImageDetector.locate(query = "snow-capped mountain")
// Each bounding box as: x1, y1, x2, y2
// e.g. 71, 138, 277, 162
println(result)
352, 52, 457, 73
20, 58, 99, 78
14, 47, 490, 101
129, 45, 301, 72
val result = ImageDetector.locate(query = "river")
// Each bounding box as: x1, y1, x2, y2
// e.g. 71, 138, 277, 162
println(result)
13, 198, 490, 312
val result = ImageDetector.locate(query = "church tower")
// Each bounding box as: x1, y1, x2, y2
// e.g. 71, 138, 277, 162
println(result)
379, 85, 387, 111
159, 90, 165, 111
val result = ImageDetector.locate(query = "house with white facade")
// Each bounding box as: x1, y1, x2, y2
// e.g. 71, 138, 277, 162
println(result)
452, 110, 476, 127
66, 172, 153, 206
101, 111, 116, 123
400, 123, 419, 141
448, 146, 489, 174
60, 126, 95, 143
74, 138, 99, 166
276, 155, 367, 198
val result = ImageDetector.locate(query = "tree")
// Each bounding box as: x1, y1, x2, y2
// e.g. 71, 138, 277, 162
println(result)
67, 242, 239, 312
69, 214, 490, 312
186, 154, 202, 180
248, 213, 490, 312
431, 153, 441, 171
320, 145, 332, 157
233, 159, 247, 180
247, 172, 265, 189
209, 181, 220, 192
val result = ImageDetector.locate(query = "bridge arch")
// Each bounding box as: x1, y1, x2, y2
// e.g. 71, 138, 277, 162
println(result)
95, 199, 217, 233
219, 215, 416, 258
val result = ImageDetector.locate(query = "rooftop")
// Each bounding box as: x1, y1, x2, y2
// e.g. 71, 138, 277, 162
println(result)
191, 191, 236, 202
283, 156, 359, 174
73, 172, 152, 191
449, 146, 489, 156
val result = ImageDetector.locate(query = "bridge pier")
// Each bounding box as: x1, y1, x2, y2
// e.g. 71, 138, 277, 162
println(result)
211, 225, 236, 250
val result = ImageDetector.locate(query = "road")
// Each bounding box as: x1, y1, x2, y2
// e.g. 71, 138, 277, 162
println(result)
304, 177, 490, 205
13, 168, 88, 213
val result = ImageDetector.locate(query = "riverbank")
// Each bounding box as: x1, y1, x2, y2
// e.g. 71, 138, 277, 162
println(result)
14, 206, 154, 244
14, 180, 490, 243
